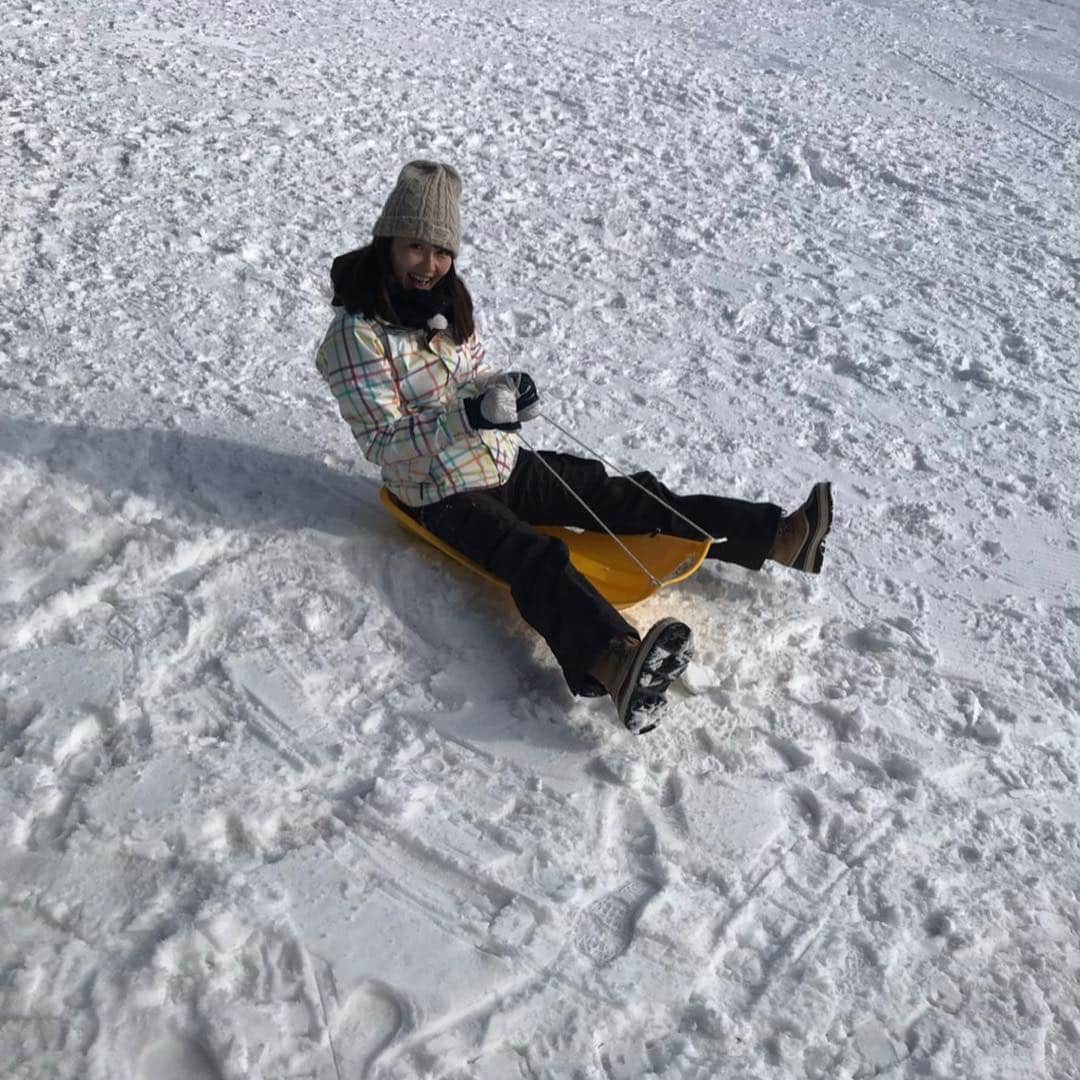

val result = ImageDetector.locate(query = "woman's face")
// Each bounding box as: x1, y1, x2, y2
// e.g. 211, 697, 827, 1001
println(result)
389, 237, 453, 291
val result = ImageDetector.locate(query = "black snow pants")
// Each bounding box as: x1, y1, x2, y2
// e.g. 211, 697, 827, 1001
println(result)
408, 450, 782, 696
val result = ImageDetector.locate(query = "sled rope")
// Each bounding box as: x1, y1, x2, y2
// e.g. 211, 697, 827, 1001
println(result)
515, 429, 666, 586
537, 413, 727, 546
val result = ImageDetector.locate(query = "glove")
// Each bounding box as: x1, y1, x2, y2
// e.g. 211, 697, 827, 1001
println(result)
507, 372, 540, 422
464, 378, 520, 432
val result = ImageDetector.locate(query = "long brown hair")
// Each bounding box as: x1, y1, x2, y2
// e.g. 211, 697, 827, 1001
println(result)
330, 238, 475, 343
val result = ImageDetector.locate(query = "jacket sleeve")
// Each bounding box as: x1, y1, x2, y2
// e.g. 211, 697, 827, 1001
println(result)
317, 319, 474, 467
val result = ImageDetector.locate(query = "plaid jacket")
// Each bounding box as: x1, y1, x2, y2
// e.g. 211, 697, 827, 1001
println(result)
315, 311, 519, 506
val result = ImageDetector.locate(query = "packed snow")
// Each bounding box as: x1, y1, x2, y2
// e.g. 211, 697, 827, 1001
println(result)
2, 0, 1079, 1076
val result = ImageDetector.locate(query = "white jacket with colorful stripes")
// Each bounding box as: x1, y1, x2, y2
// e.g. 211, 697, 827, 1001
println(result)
315, 312, 519, 507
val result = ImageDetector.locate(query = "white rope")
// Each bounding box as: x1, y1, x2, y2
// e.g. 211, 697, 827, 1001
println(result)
536, 412, 727, 545
516, 429, 665, 586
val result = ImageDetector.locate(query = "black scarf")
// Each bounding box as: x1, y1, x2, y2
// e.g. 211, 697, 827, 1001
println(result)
386, 280, 455, 332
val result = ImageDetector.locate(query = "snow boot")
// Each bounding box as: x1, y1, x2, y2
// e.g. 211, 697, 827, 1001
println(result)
770, 481, 833, 574
589, 618, 695, 735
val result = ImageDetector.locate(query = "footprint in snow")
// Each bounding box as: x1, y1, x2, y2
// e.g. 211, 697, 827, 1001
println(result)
330, 980, 406, 1076
573, 878, 659, 966
136, 1033, 223, 1080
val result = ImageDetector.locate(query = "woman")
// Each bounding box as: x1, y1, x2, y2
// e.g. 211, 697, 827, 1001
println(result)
316, 161, 833, 735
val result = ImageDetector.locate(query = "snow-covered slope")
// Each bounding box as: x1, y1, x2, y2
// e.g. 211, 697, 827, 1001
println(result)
2, 0, 1079, 1076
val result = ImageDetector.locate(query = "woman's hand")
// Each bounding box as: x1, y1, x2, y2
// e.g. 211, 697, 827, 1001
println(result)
465, 372, 541, 432
464, 378, 521, 432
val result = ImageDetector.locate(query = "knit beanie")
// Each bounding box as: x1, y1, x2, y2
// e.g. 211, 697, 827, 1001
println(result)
372, 160, 463, 255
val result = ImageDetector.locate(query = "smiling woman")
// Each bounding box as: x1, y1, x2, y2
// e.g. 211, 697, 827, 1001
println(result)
315, 160, 834, 734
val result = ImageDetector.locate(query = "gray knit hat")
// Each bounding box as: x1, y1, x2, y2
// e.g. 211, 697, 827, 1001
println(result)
372, 160, 463, 255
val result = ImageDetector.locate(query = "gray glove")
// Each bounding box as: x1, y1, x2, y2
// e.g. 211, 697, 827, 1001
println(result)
464, 378, 520, 432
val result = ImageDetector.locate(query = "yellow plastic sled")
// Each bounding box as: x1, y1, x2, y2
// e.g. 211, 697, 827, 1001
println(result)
380, 487, 710, 609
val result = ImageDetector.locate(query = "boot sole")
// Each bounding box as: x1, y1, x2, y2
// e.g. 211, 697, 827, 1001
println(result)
616, 618, 694, 735
794, 482, 833, 574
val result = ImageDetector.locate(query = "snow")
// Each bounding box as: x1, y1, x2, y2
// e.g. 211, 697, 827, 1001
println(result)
2, 0, 1079, 1076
